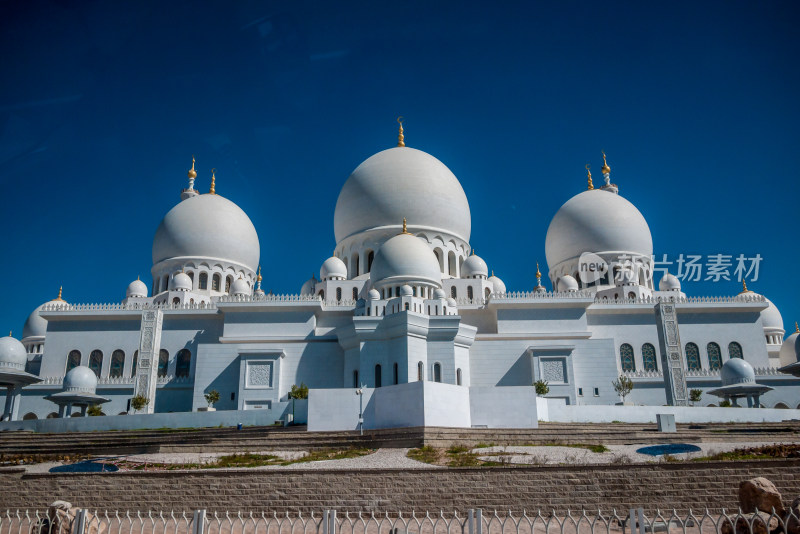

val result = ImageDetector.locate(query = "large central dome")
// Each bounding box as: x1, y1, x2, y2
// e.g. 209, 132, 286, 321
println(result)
334, 147, 471, 244
152, 194, 260, 271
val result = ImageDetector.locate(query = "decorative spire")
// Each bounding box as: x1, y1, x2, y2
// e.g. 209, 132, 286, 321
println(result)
137, 275, 140, 281
586, 164, 594, 190
257, 266, 262, 283
209, 168, 216, 195
601, 151, 611, 175
187, 155, 197, 192
397, 116, 405, 147
491, 270, 494, 277
55, 286, 63, 301
401, 217, 409, 234
742, 279, 749, 293
536, 262, 542, 280
795, 321, 799, 334
8, 330, 11, 337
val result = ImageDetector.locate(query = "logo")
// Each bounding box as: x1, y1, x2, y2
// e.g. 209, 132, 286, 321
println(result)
578, 253, 608, 285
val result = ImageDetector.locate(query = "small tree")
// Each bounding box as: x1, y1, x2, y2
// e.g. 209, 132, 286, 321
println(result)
719, 399, 732, 408
289, 383, 309, 400
533, 380, 550, 397
204, 389, 220, 408
689, 389, 702, 406
612, 375, 634, 403
131, 394, 149, 413
87, 404, 104, 416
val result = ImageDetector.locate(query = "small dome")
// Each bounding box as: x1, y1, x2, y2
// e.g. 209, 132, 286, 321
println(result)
446, 297, 457, 307
172, 272, 192, 292
534, 284, 547, 293
231, 277, 250, 296
461, 254, 488, 278
400, 284, 413, 296
126, 279, 148, 298
320, 256, 348, 281
720, 358, 756, 386
558, 275, 579, 292
23, 295, 69, 339
659, 273, 681, 292
433, 288, 447, 299
488, 275, 506, 294
779, 333, 800, 367
545, 189, 653, 271
370, 233, 442, 287
300, 275, 317, 295
63, 365, 98, 393
367, 288, 380, 300
0, 336, 27, 369
761, 298, 783, 332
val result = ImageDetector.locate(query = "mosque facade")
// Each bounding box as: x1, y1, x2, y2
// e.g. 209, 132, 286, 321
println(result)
2, 124, 800, 423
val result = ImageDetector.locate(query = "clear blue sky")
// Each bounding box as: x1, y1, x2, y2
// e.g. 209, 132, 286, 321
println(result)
1, 1, 798, 336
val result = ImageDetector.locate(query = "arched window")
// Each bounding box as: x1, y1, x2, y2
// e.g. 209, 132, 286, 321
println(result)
448, 251, 457, 277
225, 276, 232, 293
707, 342, 722, 370
131, 350, 138, 376
628, 291, 636, 299
158, 349, 169, 378
417, 361, 424, 381
353, 370, 359, 388
110, 350, 124, 378
404, 302, 409, 310
352, 253, 360, 277
374, 364, 382, 388
728, 341, 743, 359
367, 250, 375, 272
685, 343, 701, 371
620, 344, 635, 372
172, 297, 180, 305
433, 363, 442, 383
393, 362, 399, 385
318, 289, 325, 299
336, 287, 342, 301
188, 271, 194, 285
434, 249, 444, 273
457, 368, 462, 386
353, 288, 358, 300
485, 288, 491, 299
642, 343, 658, 371
451, 286, 457, 299
467, 286, 474, 299
22, 412, 37, 420
66, 350, 81, 372
89, 350, 103, 377
199, 272, 208, 290
162, 274, 169, 292
176, 349, 191, 377
212, 273, 221, 291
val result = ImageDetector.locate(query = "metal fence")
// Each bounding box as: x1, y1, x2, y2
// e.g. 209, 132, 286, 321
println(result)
2, 508, 797, 534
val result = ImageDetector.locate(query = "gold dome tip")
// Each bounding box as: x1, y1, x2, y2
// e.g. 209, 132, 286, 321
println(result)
491, 270, 494, 277
188, 155, 197, 179
586, 164, 594, 190
536, 262, 541, 278
56, 286, 63, 301
401, 217, 409, 234
397, 116, 405, 147
601, 151, 611, 174
739, 279, 751, 294
257, 266, 262, 282
795, 321, 799, 333
8, 330, 11, 337
209, 168, 216, 195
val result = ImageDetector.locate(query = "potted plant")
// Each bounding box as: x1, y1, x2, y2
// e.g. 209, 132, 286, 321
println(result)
200, 389, 220, 412
130, 394, 149, 414
533, 379, 550, 397
612, 375, 634, 405
87, 404, 104, 416
689, 389, 702, 407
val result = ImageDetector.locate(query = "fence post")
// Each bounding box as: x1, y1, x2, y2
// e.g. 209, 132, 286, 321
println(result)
468, 510, 474, 534
192, 510, 206, 534
71, 509, 87, 534
637, 508, 646, 534
329, 510, 336, 534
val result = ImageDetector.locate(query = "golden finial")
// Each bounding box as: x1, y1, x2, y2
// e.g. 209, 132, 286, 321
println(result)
397, 116, 405, 147
257, 266, 262, 282
795, 321, 799, 334
137, 275, 140, 281
209, 168, 216, 195
742, 279, 749, 293
8, 330, 11, 337
401, 217, 409, 234
601, 151, 610, 175
491, 270, 494, 277
188, 155, 197, 179
56, 286, 63, 301
536, 262, 542, 279
586, 164, 594, 190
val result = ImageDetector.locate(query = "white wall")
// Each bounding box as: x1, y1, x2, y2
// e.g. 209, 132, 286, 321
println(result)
545, 402, 800, 423
469, 386, 539, 428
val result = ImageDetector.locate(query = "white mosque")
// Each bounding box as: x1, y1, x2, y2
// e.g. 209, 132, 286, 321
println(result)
2, 122, 799, 428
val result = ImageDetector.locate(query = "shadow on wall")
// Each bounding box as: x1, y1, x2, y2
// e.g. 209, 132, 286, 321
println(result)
497, 352, 533, 386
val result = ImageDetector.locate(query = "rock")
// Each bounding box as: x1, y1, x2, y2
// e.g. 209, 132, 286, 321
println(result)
785, 498, 800, 534
720, 512, 778, 534
37, 501, 104, 534
739, 477, 785, 515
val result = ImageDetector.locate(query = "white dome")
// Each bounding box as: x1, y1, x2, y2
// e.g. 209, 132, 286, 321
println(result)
300, 275, 317, 295
400, 284, 413, 296
231, 277, 250, 296
720, 358, 756, 386
63, 365, 98, 393
370, 233, 442, 287
334, 147, 471, 244
126, 279, 148, 298
461, 254, 488, 278
152, 194, 260, 272
779, 333, 800, 367
446, 297, 457, 307
760, 298, 783, 331
659, 273, 681, 292
172, 272, 192, 291
367, 288, 380, 300
488, 275, 506, 294
545, 189, 653, 270
320, 256, 348, 280
433, 288, 447, 299
558, 275, 579, 292
0, 336, 27, 369
23, 297, 68, 339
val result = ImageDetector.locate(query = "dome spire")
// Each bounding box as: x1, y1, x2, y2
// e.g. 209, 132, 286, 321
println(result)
586, 164, 594, 190
400, 217, 410, 234
795, 321, 799, 334
601, 151, 611, 178
55, 286, 63, 301
209, 168, 216, 195
181, 156, 200, 200
740, 279, 751, 294
536, 262, 542, 280
397, 116, 405, 147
